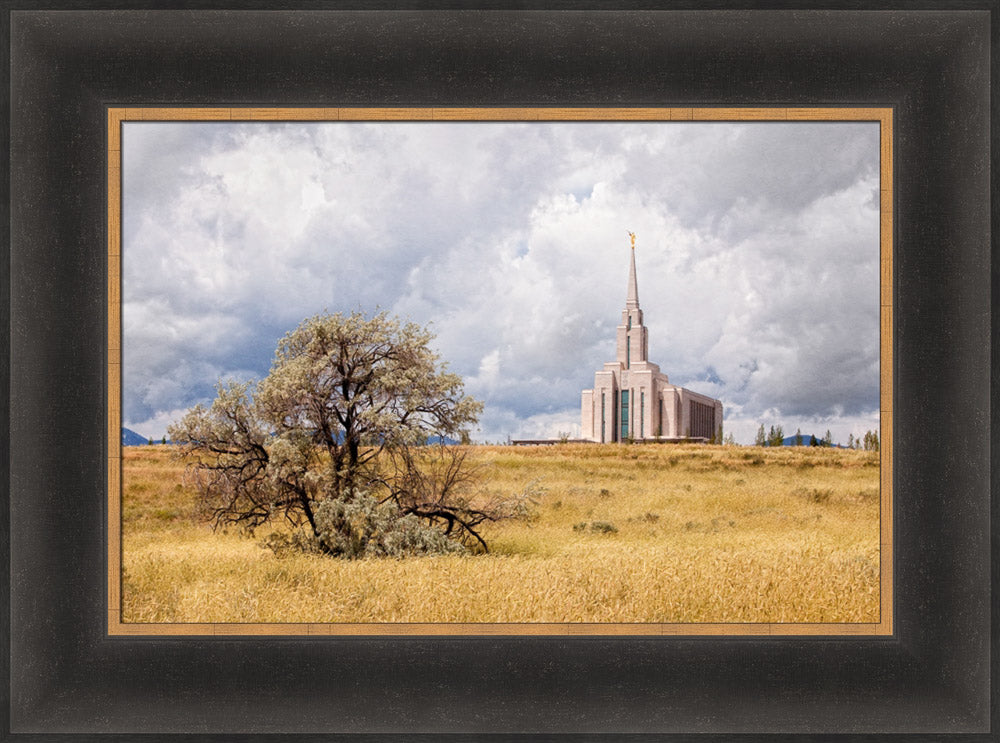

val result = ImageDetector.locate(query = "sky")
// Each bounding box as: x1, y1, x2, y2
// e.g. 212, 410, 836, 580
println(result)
122, 119, 881, 445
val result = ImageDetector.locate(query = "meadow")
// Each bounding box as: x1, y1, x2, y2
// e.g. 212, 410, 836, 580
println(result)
121, 443, 880, 625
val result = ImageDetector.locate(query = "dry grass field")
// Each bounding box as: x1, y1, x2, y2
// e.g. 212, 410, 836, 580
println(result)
121, 443, 880, 625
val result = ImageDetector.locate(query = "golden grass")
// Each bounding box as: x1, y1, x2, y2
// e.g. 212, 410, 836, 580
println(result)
121, 443, 879, 624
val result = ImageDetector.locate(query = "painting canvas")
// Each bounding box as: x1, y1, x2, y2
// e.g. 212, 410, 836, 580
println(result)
111, 109, 890, 634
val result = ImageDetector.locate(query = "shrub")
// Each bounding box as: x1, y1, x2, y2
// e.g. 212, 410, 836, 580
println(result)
264, 490, 466, 559
313, 491, 467, 558
261, 528, 323, 557
590, 521, 618, 534
794, 488, 833, 504
152, 508, 180, 522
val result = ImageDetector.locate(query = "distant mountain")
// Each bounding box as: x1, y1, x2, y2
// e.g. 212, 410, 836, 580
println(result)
121, 427, 149, 446
777, 434, 825, 447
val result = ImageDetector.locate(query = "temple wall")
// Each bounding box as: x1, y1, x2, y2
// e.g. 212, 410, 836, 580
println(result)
581, 390, 594, 440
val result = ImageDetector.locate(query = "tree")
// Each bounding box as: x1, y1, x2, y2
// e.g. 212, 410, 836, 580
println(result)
823, 429, 833, 447
767, 425, 784, 447
847, 433, 855, 449
169, 311, 526, 556
754, 424, 766, 447
794, 428, 803, 446
863, 430, 880, 452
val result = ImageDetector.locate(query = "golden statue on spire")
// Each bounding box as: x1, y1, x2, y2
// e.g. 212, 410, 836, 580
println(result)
627, 230, 636, 250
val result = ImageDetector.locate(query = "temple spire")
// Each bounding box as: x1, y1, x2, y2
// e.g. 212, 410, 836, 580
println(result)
626, 231, 639, 309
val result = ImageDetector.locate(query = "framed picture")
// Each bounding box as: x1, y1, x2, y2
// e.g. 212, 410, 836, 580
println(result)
6, 4, 992, 738
109, 106, 892, 637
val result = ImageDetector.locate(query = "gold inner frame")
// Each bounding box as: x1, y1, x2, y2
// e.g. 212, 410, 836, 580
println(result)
107, 107, 893, 636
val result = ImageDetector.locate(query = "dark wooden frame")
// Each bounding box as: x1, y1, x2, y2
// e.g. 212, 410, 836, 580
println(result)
5, 3, 993, 737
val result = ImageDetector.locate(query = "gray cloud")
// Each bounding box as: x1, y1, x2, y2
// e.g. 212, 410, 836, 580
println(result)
122, 120, 880, 445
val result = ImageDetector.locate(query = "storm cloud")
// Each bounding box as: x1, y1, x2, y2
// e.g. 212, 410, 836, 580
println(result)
122, 120, 881, 444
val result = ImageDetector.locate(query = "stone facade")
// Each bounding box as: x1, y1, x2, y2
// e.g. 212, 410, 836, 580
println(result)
581, 238, 723, 443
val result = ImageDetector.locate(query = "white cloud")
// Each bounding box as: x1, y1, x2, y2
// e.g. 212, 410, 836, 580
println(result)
122, 120, 880, 444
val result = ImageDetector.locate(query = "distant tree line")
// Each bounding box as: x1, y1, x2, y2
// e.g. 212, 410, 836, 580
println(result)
753, 424, 879, 450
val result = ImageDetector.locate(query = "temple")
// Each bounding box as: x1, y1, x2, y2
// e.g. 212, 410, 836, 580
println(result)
581, 234, 723, 443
